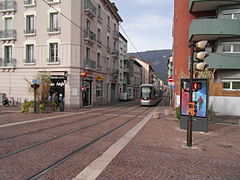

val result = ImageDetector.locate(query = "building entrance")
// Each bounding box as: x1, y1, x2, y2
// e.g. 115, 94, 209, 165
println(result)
82, 80, 92, 107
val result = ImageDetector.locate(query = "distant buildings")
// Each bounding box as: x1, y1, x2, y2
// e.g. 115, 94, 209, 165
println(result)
172, 0, 240, 116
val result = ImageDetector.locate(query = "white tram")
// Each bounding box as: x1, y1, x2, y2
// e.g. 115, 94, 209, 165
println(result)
140, 84, 162, 106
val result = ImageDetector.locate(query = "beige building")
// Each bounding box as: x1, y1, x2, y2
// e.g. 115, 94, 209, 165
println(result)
118, 32, 127, 95
0, 0, 122, 108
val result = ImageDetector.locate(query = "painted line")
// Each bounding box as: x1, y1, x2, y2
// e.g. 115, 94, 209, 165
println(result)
0, 111, 88, 128
73, 108, 157, 180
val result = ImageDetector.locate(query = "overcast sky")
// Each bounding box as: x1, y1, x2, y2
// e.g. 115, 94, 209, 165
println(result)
113, 0, 173, 53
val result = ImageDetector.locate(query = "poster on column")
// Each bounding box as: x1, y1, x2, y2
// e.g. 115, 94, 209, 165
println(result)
180, 79, 208, 118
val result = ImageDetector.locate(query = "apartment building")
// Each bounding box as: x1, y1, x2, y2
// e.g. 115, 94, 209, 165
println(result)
130, 56, 156, 85
0, 0, 122, 108
118, 32, 128, 95
173, 0, 240, 115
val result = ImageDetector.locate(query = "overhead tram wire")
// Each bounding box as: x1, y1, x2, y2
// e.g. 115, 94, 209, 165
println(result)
119, 24, 144, 60
40, 0, 114, 60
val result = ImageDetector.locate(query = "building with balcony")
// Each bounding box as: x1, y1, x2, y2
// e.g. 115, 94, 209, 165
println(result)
118, 32, 128, 95
0, 0, 123, 108
173, 0, 240, 116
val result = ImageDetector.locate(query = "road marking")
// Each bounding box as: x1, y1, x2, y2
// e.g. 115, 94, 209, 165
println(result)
73, 108, 156, 180
0, 112, 88, 128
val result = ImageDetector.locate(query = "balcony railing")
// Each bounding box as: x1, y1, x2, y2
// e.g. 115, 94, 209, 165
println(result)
97, 64, 102, 70
24, 0, 36, 6
85, 59, 96, 69
0, 58, 16, 68
47, 58, 60, 64
84, 30, 96, 43
113, 31, 119, 40
112, 50, 119, 58
47, 27, 61, 33
47, 0, 61, 4
0, 29, 16, 40
189, 0, 240, 13
189, 19, 240, 41
85, 0, 96, 17
206, 53, 240, 69
24, 58, 36, 64
123, 67, 129, 73
0, 0, 16, 12
24, 29, 36, 35
112, 69, 119, 76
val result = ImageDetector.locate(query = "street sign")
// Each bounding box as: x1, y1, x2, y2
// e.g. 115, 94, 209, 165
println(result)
32, 79, 39, 84
168, 77, 173, 82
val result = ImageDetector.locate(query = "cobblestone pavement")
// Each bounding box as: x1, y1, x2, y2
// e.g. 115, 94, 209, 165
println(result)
97, 107, 240, 180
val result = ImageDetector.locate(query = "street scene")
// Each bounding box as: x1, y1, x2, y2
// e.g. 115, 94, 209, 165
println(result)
0, 0, 240, 179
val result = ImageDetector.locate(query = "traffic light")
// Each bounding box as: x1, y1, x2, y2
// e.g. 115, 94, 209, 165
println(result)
188, 101, 197, 117
194, 40, 209, 71
80, 72, 87, 77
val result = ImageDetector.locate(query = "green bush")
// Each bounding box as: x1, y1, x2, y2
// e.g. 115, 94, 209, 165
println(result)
175, 106, 180, 119
21, 101, 57, 113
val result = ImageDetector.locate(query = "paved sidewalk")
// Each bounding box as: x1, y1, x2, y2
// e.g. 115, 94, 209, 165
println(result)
95, 107, 240, 180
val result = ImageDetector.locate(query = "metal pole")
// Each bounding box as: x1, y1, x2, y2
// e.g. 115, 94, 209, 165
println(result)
34, 87, 37, 114
187, 43, 194, 147
169, 86, 172, 107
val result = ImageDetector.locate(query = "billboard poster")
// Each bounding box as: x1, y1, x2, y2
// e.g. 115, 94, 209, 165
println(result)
180, 79, 208, 118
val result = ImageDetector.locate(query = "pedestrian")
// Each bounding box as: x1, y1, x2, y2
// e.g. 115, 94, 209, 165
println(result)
52, 92, 59, 105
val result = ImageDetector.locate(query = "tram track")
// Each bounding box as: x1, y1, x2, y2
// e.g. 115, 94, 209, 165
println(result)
0, 105, 145, 159
0, 102, 138, 141
27, 107, 152, 180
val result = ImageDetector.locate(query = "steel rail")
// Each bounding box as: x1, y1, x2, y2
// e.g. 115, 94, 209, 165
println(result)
0, 102, 138, 142
27, 107, 152, 180
0, 106, 145, 160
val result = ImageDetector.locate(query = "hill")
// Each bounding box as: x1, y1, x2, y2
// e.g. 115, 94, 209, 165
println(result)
128, 49, 172, 84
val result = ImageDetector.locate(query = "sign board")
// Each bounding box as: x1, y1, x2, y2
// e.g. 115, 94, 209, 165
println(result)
96, 75, 103, 81
180, 78, 208, 118
32, 79, 39, 84
168, 77, 173, 82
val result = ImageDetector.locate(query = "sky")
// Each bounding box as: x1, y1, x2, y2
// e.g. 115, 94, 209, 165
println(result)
113, 0, 174, 53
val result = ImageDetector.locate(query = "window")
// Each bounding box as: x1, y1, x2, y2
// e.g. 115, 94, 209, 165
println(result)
25, 44, 34, 63
97, 4, 101, 18
4, 46, 12, 64
223, 80, 240, 91
47, 0, 60, 3
86, 47, 90, 60
97, 53, 100, 67
107, 15, 110, 28
86, 19, 90, 30
96, 82, 103, 97
107, 36, 110, 48
4, 17, 13, 30
49, 12, 59, 32
49, 43, 58, 62
97, 28, 101, 43
24, 0, 36, 6
25, 15, 35, 34
222, 12, 240, 20
222, 43, 240, 53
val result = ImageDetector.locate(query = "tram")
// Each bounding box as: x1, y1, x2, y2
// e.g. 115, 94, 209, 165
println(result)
140, 84, 162, 106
